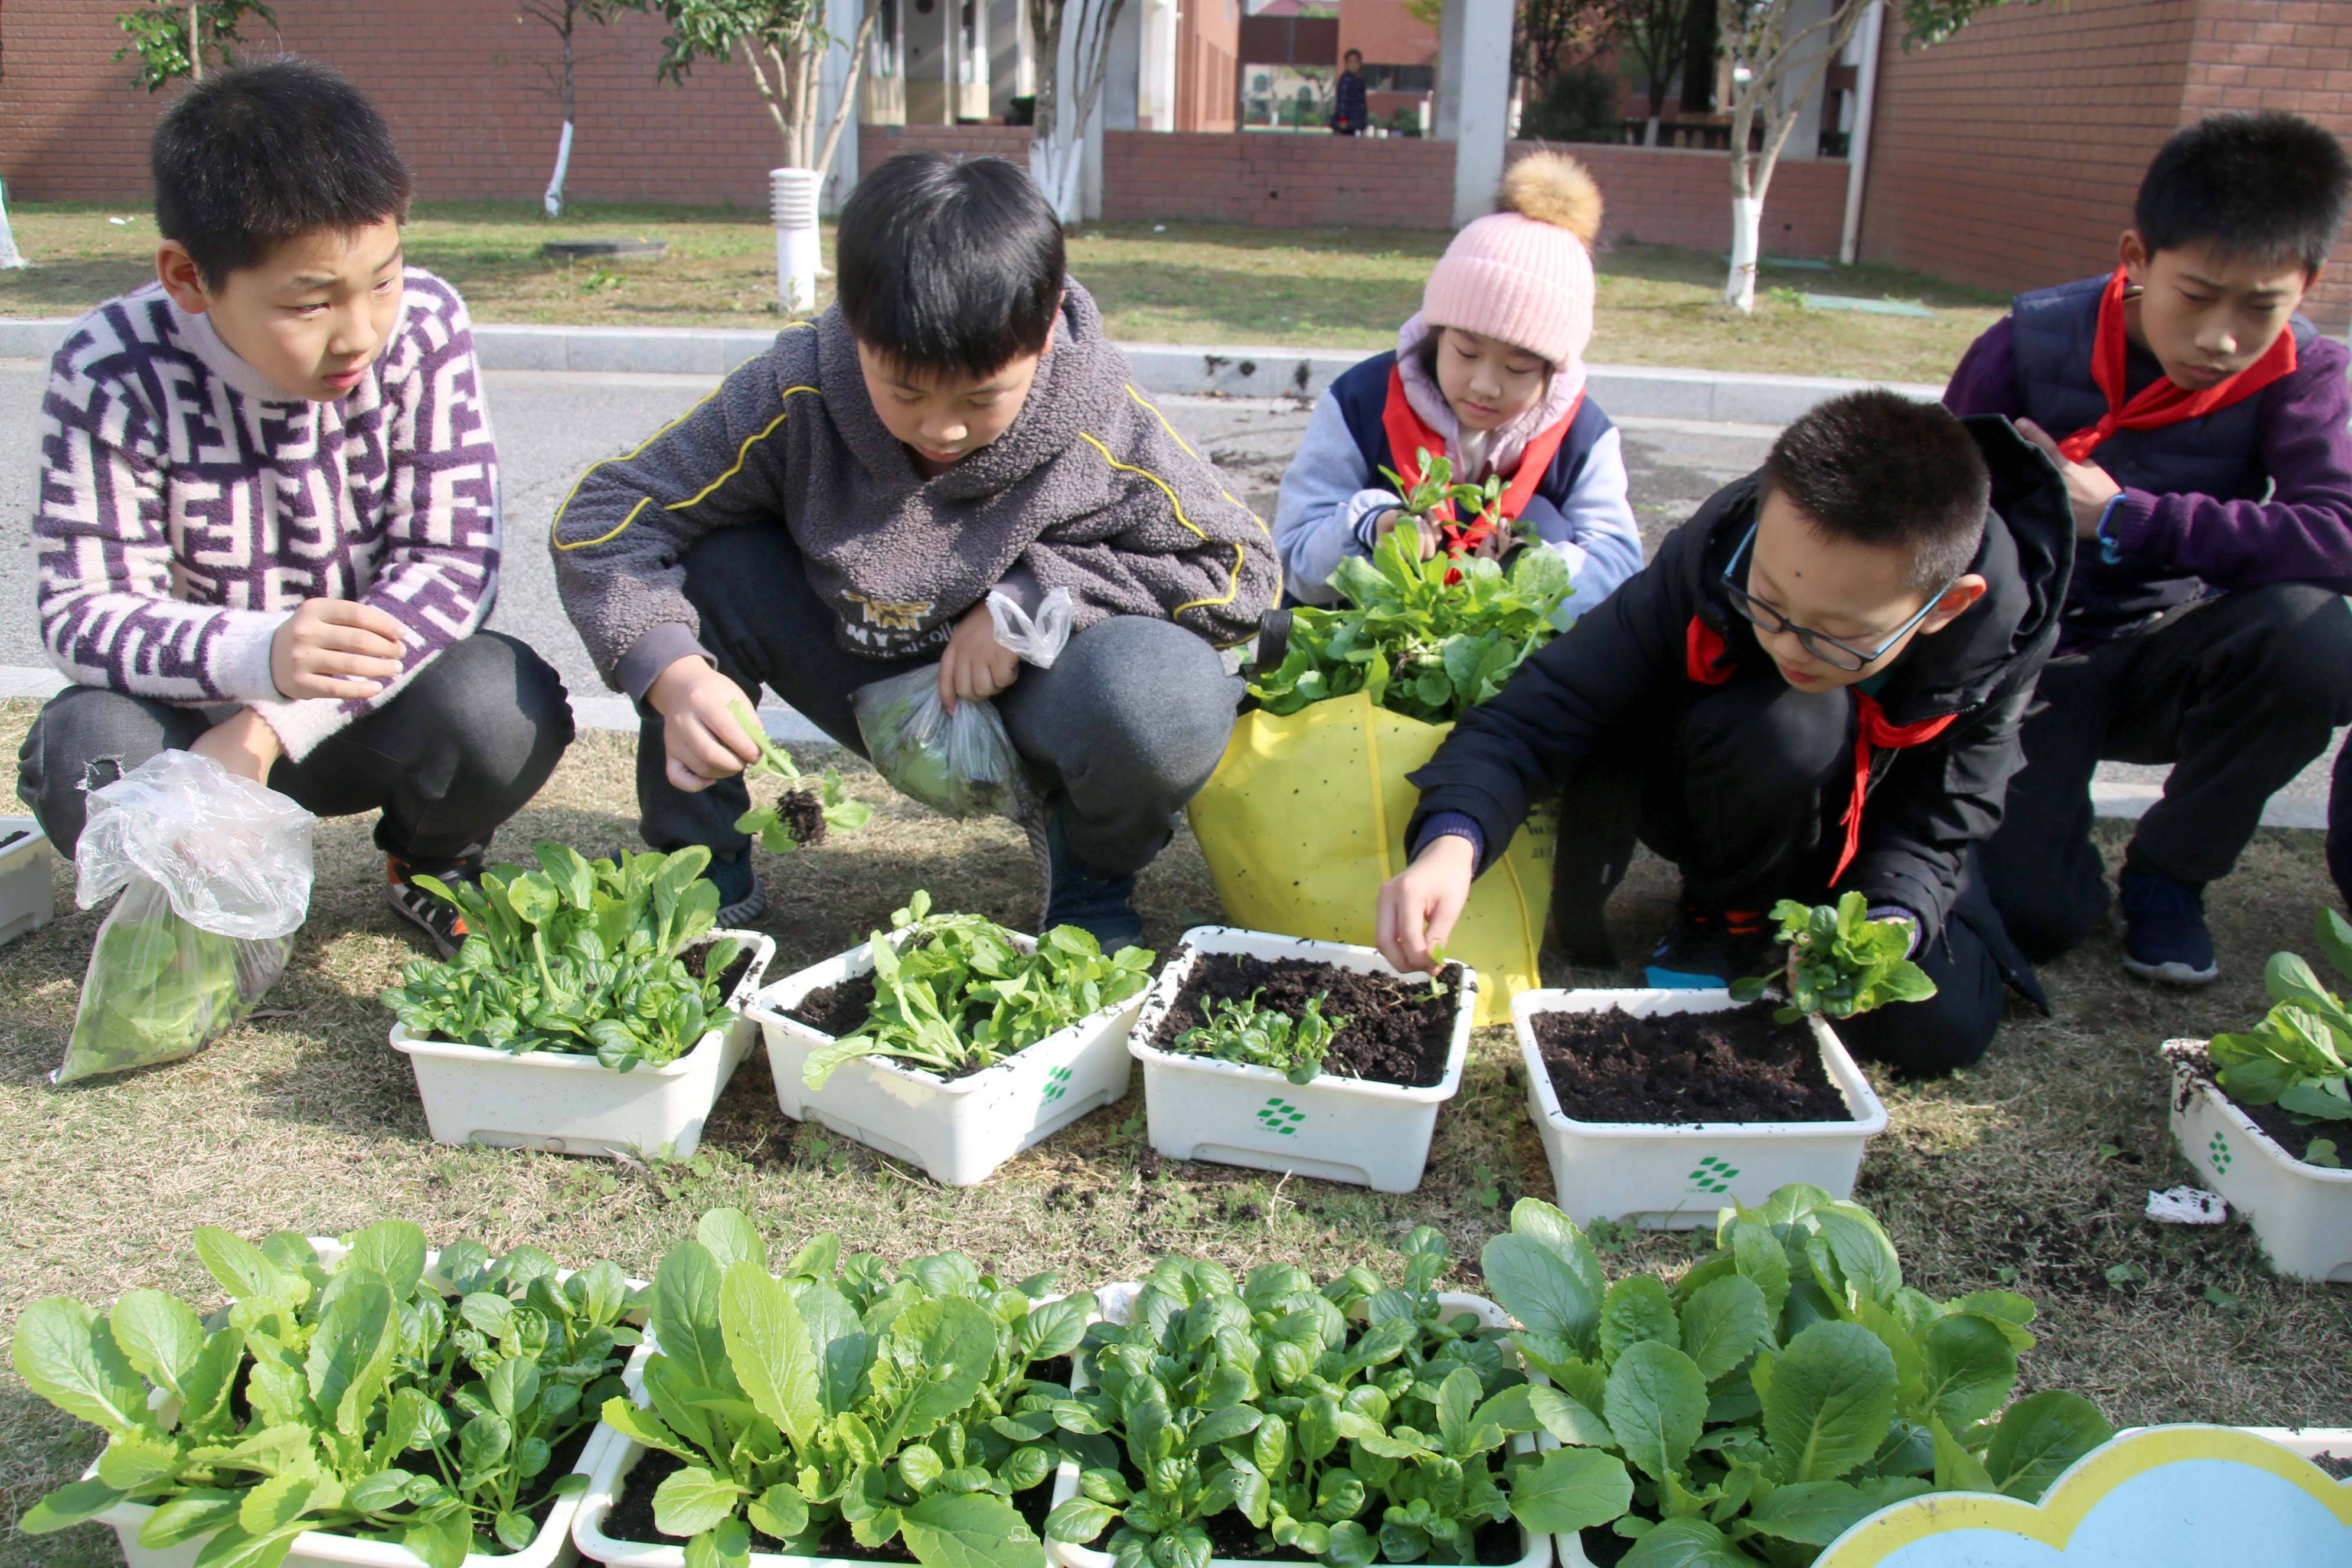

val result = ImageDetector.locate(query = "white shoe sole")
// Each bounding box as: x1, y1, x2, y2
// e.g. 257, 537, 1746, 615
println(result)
2121, 953, 2219, 986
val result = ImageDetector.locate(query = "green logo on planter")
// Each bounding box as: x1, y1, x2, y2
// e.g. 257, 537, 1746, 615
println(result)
2208, 1131, 2233, 1172
1043, 1066, 1073, 1103
1257, 1097, 1306, 1136
1688, 1155, 1740, 1194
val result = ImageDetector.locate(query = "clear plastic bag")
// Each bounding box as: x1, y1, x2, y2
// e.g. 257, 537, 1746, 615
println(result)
851, 588, 1074, 821
56, 750, 315, 1084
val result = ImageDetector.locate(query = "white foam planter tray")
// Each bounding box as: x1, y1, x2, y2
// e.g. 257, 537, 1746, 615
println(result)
97, 1239, 646, 1568
1513, 988, 1887, 1230
0, 816, 55, 946
2164, 1040, 2352, 1283
393, 930, 775, 1160
1046, 1283, 1547, 1568
747, 928, 1142, 1186
1123, 926, 1475, 1194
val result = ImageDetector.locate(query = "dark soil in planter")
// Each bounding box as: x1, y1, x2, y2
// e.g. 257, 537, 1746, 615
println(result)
1532, 1004, 1850, 1125
0, 829, 26, 850
2171, 1045, 2346, 1169
1199, 1509, 1520, 1564
1577, 1525, 1631, 1566
2315, 1451, 2351, 1479
681, 939, 757, 998
1143, 953, 1462, 1089
606, 1448, 1056, 1559
788, 973, 878, 1039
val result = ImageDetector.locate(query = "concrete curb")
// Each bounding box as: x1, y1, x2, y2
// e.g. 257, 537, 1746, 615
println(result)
0, 316, 1941, 425
0, 662, 2314, 828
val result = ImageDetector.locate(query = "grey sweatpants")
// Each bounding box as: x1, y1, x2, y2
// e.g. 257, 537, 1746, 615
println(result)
637, 525, 1243, 875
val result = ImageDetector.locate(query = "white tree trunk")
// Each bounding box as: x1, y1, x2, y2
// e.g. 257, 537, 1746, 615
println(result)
1028, 135, 1084, 223
543, 120, 574, 218
1027, 0, 1125, 224
1725, 195, 1761, 312
0, 179, 27, 270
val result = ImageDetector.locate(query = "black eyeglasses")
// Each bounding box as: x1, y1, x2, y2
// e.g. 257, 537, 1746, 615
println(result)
1720, 522, 1954, 674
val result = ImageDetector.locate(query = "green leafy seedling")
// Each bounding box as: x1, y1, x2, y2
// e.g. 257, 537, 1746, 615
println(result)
727, 699, 874, 852
1730, 891, 1938, 1021
1173, 987, 1351, 1085
2206, 910, 2352, 1161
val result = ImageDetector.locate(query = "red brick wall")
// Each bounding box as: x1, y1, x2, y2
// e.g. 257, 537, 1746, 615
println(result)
1858, 0, 2352, 331
1530, 143, 1850, 259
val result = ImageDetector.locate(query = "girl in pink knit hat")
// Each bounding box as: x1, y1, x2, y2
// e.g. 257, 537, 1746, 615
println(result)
1272, 152, 1641, 618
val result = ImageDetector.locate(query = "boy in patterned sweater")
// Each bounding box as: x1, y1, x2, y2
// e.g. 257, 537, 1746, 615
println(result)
23, 59, 573, 955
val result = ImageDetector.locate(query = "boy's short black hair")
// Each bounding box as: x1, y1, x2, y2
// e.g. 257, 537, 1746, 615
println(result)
837, 152, 1065, 380
1758, 390, 1988, 591
2134, 110, 2351, 276
152, 57, 413, 289
1344, 48, 1363, 61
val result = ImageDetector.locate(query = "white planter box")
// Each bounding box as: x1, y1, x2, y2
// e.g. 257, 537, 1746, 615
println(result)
748, 929, 1141, 1186
1123, 927, 1475, 1194
1046, 1285, 1546, 1568
2165, 1040, 2352, 1283
96, 1241, 645, 1568
1513, 988, 1887, 1230
394, 931, 774, 1160
0, 817, 55, 946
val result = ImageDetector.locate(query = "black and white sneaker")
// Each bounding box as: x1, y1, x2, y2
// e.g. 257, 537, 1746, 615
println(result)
386, 850, 487, 959
704, 850, 768, 927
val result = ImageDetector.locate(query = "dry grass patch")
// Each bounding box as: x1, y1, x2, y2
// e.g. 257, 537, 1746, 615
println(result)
1, 202, 2000, 383
0, 710, 2343, 1565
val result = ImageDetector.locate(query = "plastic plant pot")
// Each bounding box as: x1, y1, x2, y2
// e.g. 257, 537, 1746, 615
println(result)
1043, 1284, 1547, 1568
2164, 1040, 2352, 1283
393, 930, 775, 1160
747, 929, 1142, 1186
1514, 987, 1887, 1230
0, 817, 55, 946
94, 1240, 646, 1568
1122, 926, 1475, 1194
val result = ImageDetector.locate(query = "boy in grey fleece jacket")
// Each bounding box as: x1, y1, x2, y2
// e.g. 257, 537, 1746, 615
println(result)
552, 153, 1279, 944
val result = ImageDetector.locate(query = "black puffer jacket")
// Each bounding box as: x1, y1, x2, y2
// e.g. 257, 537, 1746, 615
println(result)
1404, 415, 2074, 947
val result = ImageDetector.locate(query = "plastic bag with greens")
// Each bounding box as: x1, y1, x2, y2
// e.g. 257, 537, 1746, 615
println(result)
56, 750, 314, 1084
851, 587, 1073, 820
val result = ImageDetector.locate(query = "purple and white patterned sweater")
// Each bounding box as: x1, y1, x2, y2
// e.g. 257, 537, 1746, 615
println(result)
34, 269, 499, 760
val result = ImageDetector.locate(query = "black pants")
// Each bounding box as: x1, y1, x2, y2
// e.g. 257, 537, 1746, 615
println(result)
17, 632, 573, 863
1551, 674, 2031, 1077
1984, 584, 2352, 963
639, 527, 1242, 876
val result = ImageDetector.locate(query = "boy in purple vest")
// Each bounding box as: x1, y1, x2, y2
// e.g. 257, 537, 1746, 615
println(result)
1943, 111, 2352, 985
24, 60, 573, 956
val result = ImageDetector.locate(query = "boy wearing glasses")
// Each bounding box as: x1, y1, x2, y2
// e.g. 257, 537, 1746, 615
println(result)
1943, 112, 2352, 986
1373, 391, 2073, 1076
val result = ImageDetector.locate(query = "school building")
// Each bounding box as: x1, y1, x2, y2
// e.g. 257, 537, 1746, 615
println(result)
2, 0, 2347, 330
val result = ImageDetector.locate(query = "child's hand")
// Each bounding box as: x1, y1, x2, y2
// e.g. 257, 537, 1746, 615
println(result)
1374, 511, 1442, 561
2015, 419, 2124, 536
1376, 834, 1476, 975
191, 708, 282, 783
939, 602, 1020, 714
270, 598, 407, 700
646, 658, 762, 793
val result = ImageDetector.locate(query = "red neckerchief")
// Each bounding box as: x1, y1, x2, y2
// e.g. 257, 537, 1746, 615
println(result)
1381, 365, 1582, 556
1682, 616, 1955, 884
2057, 266, 2299, 462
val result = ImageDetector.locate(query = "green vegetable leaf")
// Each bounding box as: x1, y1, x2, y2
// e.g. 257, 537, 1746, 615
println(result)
1981, 1391, 2113, 1501
654, 1465, 747, 1537
1507, 1446, 1635, 1533
1605, 1341, 1709, 1481
1760, 1321, 1896, 1485
12, 1297, 149, 1433
719, 1261, 823, 1446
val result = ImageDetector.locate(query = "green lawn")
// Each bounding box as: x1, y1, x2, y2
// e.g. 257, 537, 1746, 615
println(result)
0, 200, 2003, 383
0, 710, 2346, 1566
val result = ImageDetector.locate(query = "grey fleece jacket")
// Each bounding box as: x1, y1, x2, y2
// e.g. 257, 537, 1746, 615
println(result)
551, 280, 1280, 697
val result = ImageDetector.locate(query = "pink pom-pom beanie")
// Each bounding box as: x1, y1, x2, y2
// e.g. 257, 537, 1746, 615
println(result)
1420, 152, 1604, 375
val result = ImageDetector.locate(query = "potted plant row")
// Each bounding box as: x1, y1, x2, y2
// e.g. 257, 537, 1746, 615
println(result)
380, 842, 778, 1161
748, 891, 1156, 1186
13, 1220, 647, 1568
1123, 926, 1476, 1193
2162, 909, 2352, 1283
1513, 896, 1913, 1229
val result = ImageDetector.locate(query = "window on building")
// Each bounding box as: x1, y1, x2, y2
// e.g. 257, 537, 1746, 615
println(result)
1361, 64, 1435, 93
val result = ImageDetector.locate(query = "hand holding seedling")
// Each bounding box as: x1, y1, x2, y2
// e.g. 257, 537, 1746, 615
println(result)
647, 655, 762, 792
1731, 891, 1936, 1021
727, 700, 873, 852
1374, 509, 1443, 560
1377, 833, 1476, 975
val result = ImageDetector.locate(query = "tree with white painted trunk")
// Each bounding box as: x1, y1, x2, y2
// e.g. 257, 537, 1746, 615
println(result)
1026, 0, 1129, 224
1719, 0, 2039, 312
0, 179, 27, 271
517, 0, 640, 218
635, 0, 878, 174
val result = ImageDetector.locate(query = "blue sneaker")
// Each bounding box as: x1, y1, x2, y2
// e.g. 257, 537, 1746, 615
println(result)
1644, 901, 1769, 991
1028, 803, 1145, 952
2118, 863, 2217, 986
703, 850, 767, 927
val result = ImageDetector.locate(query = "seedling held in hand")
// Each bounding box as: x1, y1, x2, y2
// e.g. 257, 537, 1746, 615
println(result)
1730, 891, 1936, 1021
728, 699, 874, 851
